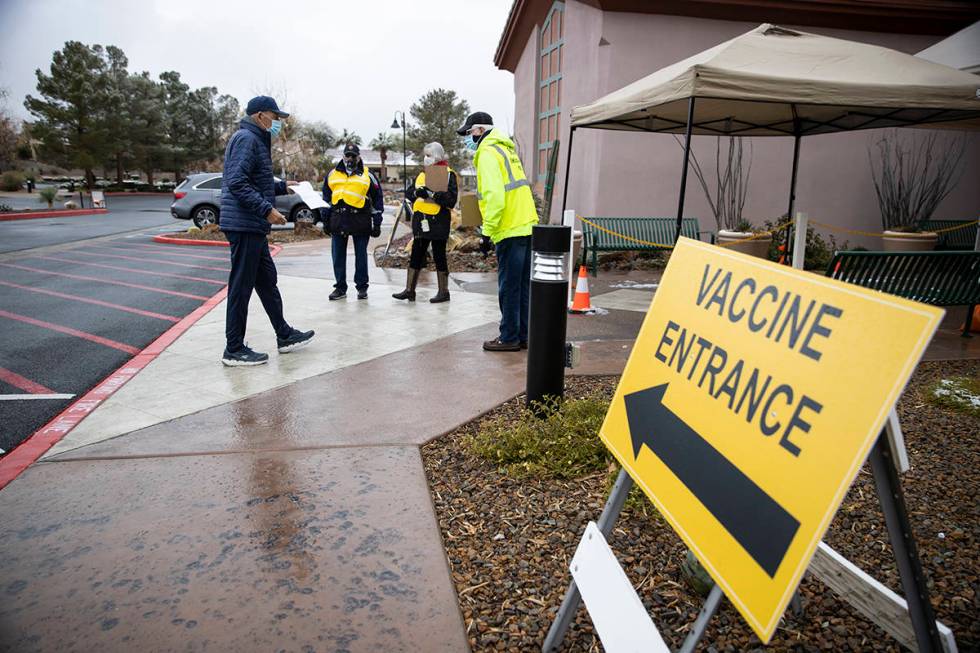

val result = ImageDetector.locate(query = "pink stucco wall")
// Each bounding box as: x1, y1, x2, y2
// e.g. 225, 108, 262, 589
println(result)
511, 4, 980, 247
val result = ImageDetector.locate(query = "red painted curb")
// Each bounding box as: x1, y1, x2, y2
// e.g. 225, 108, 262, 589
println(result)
0, 208, 109, 221
152, 234, 285, 257
153, 234, 229, 247
0, 243, 281, 489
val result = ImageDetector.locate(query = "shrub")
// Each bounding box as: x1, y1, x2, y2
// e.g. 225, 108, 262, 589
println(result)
38, 187, 58, 208
763, 220, 848, 271
465, 394, 613, 479
0, 171, 25, 191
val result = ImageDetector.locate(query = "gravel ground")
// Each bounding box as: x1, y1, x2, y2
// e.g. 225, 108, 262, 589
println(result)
421, 360, 979, 652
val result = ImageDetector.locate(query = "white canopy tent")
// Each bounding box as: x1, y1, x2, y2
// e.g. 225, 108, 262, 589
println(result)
561, 23, 980, 243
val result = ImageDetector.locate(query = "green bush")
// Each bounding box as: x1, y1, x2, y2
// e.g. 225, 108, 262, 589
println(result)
763, 219, 848, 271
0, 171, 25, 191
465, 394, 613, 479
38, 187, 58, 208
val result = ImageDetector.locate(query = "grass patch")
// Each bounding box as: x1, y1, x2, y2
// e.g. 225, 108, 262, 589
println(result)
927, 376, 980, 417
465, 394, 613, 479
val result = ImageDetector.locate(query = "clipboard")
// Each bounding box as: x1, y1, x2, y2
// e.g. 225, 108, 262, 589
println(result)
423, 165, 449, 192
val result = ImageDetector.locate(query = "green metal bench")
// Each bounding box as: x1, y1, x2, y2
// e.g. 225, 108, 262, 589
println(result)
827, 250, 980, 336
918, 219, 978, 251
580, 217, 707, 276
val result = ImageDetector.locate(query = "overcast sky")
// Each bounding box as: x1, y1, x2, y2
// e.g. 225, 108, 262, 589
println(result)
0, 0, 517, 143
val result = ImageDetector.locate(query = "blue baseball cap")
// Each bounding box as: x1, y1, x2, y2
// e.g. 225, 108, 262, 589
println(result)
245, 95, 289, 118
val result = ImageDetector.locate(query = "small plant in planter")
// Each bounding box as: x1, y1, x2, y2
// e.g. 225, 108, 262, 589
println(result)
38, 187, 58, 209
869, 130, 966, 251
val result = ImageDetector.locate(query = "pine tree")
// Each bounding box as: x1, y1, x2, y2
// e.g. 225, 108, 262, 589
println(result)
407, 89, 470, 171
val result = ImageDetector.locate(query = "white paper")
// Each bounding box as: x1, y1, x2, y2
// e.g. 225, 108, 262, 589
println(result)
287, 181, 328, 210
570, 522, 670, 653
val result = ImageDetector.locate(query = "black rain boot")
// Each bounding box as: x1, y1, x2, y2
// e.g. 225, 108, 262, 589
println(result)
392, 268, 420, 301
430, 271, 451, 303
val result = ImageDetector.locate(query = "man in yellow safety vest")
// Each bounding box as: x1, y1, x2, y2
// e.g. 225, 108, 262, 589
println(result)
320, 143, 384, 300
457, 111, 538, 351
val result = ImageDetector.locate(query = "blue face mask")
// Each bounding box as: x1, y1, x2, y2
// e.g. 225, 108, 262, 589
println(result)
269, 119, 283, 138
464, 134, 479, 152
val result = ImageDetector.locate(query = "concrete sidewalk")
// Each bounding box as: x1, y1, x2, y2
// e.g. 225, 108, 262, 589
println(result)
2, 237, 976, 652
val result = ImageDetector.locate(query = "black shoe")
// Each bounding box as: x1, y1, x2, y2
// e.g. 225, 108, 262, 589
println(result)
483, 338, 521, 352
222, 345, 269, 367
520, 341, 528, 350
357, 289, 368, 300
277, 328, 315, 353
329, 288, 346, 301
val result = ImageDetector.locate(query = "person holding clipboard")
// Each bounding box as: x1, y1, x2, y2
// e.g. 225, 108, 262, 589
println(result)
392, 142, 458, 303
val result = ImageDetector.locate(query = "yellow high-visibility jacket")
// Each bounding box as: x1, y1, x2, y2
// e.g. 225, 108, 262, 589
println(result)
473, 130, 537, 244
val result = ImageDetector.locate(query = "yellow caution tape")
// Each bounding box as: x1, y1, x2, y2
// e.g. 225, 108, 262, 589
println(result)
577, 216, 793, 250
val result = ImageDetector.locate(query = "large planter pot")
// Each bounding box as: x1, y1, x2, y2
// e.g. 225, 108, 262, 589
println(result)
881, 230, 938, 252
717, 229, 772, 259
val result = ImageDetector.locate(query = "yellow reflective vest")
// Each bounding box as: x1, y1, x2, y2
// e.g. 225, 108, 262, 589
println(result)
473, 130, 537, 243
412, 167, 455, 216
327, 167, 371, 209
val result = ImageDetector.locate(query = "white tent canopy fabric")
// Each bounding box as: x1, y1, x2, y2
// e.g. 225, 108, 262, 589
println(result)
570, 24, 980, 136
916, 20, 980, 74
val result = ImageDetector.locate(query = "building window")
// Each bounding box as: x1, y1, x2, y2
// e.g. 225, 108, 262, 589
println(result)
537, 1, 563, 182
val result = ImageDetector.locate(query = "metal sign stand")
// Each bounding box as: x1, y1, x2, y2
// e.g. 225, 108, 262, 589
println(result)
542, 429, 943, 652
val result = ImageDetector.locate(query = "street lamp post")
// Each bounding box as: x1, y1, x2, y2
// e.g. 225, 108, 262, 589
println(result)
391, 111, 407, 193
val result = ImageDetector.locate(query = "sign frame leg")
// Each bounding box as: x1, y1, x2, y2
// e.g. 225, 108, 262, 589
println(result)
542, 468, 635, 652
869, 432, 943, 652
678, 584, 724, 653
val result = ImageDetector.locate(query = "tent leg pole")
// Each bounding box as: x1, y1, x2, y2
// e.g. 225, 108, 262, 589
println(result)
560, 126, 576, 214
674, 97, 696, 244
784, 121, 801, 265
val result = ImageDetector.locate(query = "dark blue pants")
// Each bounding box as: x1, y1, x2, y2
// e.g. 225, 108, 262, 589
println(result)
225, 231, 289, 352
331, 233, 370, 292
495, 235, 531, 344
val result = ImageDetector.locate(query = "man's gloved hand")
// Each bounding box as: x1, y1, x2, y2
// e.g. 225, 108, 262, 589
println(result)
415, 186, 430, 199
371, 225, 381, 238
480, 235, 494, 255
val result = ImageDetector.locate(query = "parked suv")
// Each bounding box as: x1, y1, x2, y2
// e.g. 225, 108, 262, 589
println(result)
170, 172, 317, 228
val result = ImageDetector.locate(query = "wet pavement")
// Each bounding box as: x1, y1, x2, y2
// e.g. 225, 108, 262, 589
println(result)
1, 240, 976, 652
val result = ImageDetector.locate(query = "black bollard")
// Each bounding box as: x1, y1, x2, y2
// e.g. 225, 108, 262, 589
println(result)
526, 224, 572, 414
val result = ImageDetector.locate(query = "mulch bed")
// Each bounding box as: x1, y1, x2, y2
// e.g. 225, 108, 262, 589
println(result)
421, 360, 979, 652
374, 233, 498, 272
161, 227, 326, 245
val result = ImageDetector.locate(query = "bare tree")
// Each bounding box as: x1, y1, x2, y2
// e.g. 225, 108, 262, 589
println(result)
675, 132, 753, 232
868, 130, 966, 231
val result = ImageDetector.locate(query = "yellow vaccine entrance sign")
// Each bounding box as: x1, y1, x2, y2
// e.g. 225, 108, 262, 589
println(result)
600, 238, 943, 642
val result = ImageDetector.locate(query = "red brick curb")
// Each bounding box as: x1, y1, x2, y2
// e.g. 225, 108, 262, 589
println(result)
0, 208, 109, 222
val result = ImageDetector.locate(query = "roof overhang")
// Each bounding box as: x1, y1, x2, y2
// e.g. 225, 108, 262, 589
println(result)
494, 0, 980, 72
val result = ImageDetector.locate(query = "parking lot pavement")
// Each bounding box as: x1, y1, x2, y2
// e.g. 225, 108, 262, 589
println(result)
0, 195, 179, 254
0, 236, 230, 455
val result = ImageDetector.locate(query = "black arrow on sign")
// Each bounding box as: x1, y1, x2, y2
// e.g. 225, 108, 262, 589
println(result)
625, 384, 801, 579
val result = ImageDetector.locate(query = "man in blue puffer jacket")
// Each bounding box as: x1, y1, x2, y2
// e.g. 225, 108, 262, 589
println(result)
219, 96, 314, 366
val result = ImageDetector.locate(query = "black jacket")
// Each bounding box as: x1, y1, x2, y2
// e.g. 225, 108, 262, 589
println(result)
319, 161, 384, 236
406, 168, 458, 242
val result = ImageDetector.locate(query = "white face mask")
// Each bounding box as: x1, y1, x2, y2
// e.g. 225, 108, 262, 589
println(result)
423, 155, 435, 166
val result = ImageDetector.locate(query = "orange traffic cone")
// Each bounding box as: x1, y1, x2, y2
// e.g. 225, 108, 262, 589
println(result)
569, 265, 593, 313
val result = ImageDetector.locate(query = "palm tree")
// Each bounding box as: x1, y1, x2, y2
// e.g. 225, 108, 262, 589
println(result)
336, 128, 362, 147
370, 132, 395, 182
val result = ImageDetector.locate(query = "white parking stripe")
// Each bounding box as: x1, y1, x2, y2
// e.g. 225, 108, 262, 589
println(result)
0, 394, 76, 401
